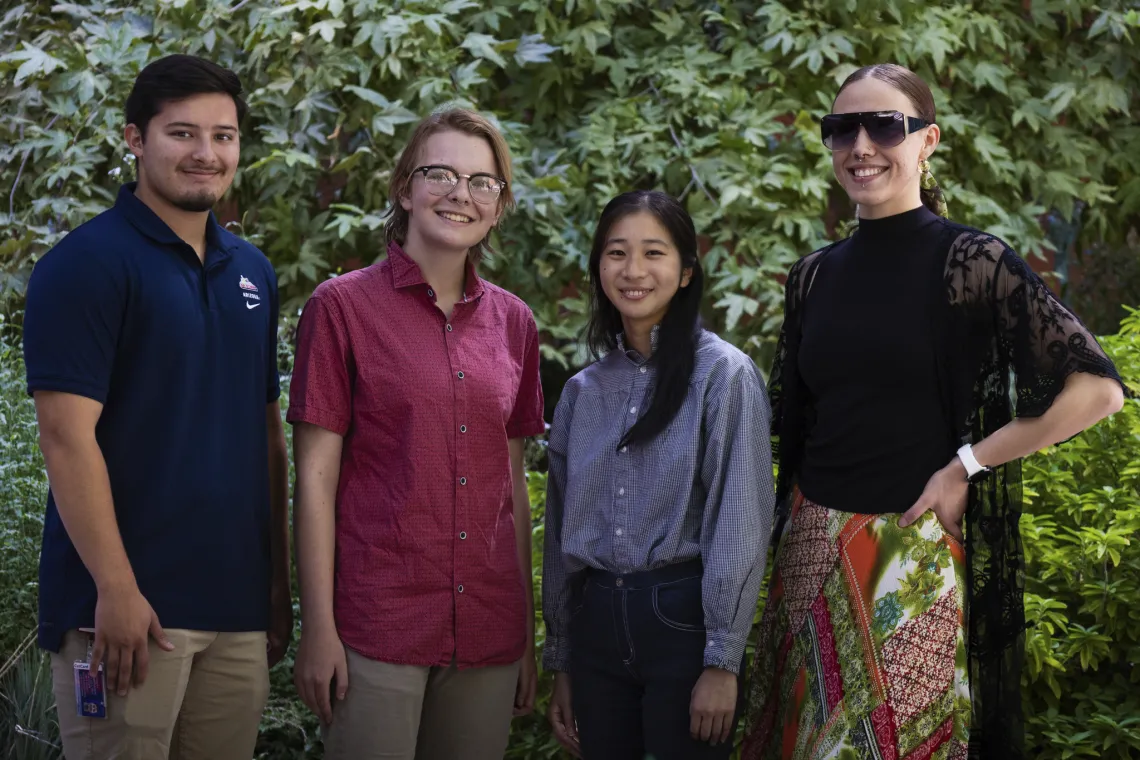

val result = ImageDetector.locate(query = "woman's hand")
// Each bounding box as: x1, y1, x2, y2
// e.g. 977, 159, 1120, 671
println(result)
898, 459, 969, 541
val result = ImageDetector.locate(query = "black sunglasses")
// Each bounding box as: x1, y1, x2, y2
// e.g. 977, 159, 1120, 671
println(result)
820, 111, 929, 151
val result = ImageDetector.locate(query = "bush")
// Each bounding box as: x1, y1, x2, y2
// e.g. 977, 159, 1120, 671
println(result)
1020, 307, 1140, 759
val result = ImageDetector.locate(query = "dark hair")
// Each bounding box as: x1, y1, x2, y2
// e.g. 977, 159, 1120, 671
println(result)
586, 191, 705, 449
835, 63, 947, 217
125, 54, 248, 139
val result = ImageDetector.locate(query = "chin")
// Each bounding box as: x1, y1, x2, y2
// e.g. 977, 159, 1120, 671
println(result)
169, 190, 219, 213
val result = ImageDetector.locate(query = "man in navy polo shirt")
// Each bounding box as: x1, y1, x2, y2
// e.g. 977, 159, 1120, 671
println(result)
23, 54, 291, 760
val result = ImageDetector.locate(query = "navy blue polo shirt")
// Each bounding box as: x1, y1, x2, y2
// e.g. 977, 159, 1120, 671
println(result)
23, 183, 280, 652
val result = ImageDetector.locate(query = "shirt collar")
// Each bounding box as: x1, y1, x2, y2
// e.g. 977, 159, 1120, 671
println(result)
114, 182, 235, 254
387, 240, 485, 301
616, 324, 660, 362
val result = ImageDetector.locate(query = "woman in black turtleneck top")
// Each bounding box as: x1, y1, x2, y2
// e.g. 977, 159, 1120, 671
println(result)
740, 65, 1125, 760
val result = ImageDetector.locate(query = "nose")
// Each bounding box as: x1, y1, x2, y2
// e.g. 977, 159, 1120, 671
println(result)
622, 251, 648, 280
448, 176, 473, 205
190, 135, 216, 164
851, 125, 876, 158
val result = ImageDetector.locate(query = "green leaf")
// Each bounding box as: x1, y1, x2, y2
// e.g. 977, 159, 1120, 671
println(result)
460, 32, 507, 68
0, 42, 67, 85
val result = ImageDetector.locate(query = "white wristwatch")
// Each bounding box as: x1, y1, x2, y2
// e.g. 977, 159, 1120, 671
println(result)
956, 443, 991, 483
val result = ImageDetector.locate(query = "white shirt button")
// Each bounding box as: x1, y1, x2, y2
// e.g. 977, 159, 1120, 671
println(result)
460, 425, 467, 433
629, 407, 637, 414
615, 528, 623, 536
457, 371, 465, 379
618, 488, 625, 496
459, 531, 467, 540
458, 584, 464, 593
446, 324, 453, 332
640, 367, 647, 374
620, 446, 628, 453
460, 477, 467, 485
708, 639, 714, 646
427, 288, 435, 298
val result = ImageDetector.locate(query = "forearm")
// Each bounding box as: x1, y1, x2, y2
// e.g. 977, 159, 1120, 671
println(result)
293, 426, 342, 634
972, 373, 1124, 469
40, 435, 135, 593
509, 440, 535, 649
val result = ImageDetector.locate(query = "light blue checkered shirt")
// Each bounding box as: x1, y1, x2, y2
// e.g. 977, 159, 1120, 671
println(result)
542, 329, 775, 675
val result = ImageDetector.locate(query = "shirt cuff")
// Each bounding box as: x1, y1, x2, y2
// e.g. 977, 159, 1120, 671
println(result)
542, 632, 571, 673
702, 629, 748, 675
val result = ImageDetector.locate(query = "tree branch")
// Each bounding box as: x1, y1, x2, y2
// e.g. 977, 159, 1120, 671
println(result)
648, 81, 716, 204
9, 115, 59, 222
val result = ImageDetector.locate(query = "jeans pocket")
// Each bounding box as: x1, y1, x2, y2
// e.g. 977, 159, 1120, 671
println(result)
651, 576, 705, 633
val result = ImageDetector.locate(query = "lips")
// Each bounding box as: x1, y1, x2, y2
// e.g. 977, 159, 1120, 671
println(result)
848, 166, 888, 184
620, 288, 652, 300
438, 210, 474, 224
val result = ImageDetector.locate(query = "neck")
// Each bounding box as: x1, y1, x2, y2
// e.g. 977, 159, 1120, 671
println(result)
133, 180, 211, 261
621, 317, 655, 358
402, 231, 468, 304
858, 187, 924, 220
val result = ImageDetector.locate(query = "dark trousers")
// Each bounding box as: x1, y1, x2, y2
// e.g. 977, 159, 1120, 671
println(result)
569, 559, 742, 760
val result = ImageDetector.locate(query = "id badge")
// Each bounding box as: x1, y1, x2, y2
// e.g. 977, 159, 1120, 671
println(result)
73, 634, 107, 719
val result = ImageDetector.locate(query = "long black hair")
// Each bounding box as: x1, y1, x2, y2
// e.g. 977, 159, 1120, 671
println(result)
585, 190, 705, 449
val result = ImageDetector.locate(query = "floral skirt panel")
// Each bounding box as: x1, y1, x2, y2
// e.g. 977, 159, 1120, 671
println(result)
741, 492, 970, 760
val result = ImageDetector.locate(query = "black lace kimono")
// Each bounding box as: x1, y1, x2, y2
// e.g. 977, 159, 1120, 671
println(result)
768, 222, 1126, 758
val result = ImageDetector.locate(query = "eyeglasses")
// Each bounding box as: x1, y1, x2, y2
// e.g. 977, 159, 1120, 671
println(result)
820, 111, 929, 151
412, 165, 506, 205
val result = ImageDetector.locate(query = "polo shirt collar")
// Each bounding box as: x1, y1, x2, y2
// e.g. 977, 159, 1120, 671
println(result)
114, 182, 236, 255
387, 241, 485, 301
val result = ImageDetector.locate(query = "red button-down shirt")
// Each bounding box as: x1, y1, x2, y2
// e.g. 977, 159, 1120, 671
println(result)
287, 242, 545, 668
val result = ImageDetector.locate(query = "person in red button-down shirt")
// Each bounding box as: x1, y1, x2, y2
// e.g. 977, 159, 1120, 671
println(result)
287, 109, 546, 760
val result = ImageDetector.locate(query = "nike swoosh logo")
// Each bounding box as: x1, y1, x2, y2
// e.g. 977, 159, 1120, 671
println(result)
246, 302, 261, 310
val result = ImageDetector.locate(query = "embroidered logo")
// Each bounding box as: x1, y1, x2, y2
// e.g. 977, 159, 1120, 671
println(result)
239, 275, 262, 304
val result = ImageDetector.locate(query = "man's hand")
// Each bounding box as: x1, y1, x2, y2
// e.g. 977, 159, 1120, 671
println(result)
293, 625, 348, 726
690, 667, 738, 745
513, 648, 537, 716
267, 579, 293, 667
90, 583, 174, 696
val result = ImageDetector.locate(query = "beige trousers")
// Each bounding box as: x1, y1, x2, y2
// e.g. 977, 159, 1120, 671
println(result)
50, 628, 269, 760
322, 646, 521, 760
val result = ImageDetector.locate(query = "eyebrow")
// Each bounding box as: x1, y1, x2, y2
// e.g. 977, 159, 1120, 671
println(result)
165, 122, 238, 132
605, 237, 673, 246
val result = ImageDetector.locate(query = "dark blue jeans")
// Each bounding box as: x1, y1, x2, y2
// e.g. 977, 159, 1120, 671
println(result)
569, 559, 742, 760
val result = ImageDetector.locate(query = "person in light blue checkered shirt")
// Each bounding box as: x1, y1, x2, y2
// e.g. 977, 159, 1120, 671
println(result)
542, 190, 775, 759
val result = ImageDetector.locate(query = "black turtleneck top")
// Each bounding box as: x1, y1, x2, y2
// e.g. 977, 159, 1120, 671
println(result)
797, 205, 952, 514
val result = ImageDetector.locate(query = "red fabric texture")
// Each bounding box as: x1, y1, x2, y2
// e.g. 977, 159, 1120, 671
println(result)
287, 242, 545, 667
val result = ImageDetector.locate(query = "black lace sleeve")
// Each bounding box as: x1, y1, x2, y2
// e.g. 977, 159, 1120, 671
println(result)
991, 246, 1125, 416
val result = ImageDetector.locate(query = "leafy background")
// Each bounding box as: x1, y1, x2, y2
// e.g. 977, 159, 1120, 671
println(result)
2, 0, 1139, 758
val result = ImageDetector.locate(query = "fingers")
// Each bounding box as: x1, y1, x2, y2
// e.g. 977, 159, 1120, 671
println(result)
133, 638, 150, 688
549, 702, 581, 756
89, 634, 105, 677
898, 498, 930, 528
698, 713, 714, 742
315, 675, 334, 725
115, 645, 133, 697
149, 614, 174, 651
334, 654, 348, 701
711, 713, 727, 745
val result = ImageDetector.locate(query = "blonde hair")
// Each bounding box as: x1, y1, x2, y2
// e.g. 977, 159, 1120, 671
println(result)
384, 108, 515, 262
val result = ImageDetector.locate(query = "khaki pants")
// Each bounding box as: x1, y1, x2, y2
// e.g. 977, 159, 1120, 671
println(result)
322, 646, 520, 760
50, 629, 269, 760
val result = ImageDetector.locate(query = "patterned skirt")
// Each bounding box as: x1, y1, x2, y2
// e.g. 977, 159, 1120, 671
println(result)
740, 492, 970, 760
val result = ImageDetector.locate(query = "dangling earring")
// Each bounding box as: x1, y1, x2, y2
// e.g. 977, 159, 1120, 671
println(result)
919, 158, 931, 178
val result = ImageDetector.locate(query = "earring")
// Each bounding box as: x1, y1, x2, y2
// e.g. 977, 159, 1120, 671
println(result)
919, 158, 931, 176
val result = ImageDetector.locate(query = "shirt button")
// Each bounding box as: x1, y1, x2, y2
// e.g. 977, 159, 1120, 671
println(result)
458, 584, 464, 593
460, 425, 467, 433
640, 367, 647, 374
446, 324, 453, 332
629, 407, 637, 414
460, 477, 467, 485
457, 371, 465, 379
615, 528, 623, 536
618, 488, 625, 496
708, 639, 715, 646
459, 531, 467, 540
620, 446, 628, 453
615, 578, 624, 587
427, 288, 435, 298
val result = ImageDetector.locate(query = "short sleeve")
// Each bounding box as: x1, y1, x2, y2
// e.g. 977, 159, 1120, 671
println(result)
285, 290, 354, 435
506, 313, 545, 439
23, 242, 125, 404
991, 246, 1124, 418
265, 263, 281, 404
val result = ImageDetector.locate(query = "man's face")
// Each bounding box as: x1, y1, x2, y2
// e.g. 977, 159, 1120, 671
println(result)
127, 93, 240, 212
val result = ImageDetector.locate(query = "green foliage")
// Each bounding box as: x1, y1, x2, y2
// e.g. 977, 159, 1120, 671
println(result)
3, 0, 1139, 370
1020, 307, 1140, 760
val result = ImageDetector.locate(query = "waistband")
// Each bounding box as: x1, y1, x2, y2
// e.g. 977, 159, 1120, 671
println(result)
585, 558, 703, 591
